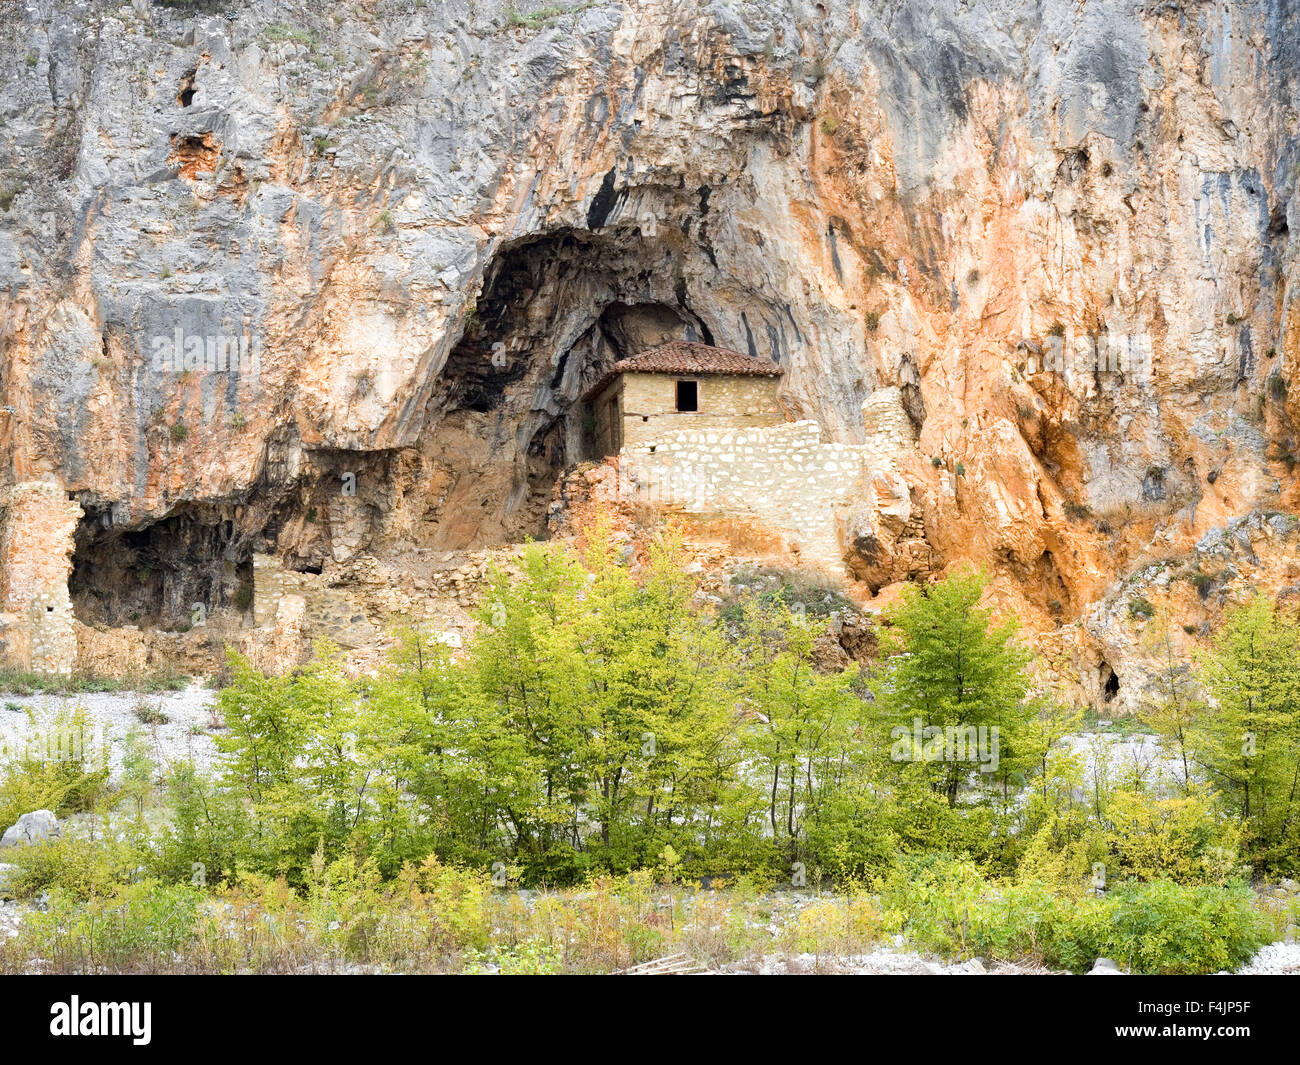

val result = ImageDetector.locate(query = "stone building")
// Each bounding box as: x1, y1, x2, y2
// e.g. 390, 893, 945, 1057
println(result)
614, 384, 923, 578
581, 343, 927, 578
0, 482, 82, 675
584, 341, 784, 456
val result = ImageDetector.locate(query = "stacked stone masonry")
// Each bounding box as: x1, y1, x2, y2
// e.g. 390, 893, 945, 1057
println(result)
619, 386, 921, 577
622, 420, 874, 572
592, 372, 785, 456
0, 483, 82, 675
252, 549, 522, 653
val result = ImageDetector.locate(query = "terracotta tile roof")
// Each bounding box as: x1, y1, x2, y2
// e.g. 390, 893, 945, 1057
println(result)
584, 341, 781, 400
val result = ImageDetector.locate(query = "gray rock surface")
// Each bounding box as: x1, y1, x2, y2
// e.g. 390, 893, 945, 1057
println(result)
0, 810, 60, 849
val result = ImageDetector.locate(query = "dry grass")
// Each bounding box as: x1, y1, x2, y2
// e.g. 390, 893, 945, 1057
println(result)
0, 874, 889, 975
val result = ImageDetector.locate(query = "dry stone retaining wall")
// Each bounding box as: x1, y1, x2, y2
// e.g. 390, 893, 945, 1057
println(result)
621, 420, 876, 571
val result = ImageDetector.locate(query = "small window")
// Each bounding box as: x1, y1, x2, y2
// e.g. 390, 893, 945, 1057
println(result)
676, 380, 698, 412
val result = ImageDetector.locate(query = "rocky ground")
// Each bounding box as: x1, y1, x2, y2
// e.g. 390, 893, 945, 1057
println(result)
0, 685, 223, 779
1234, 942, 1300, 975
0, 891, 1293, 974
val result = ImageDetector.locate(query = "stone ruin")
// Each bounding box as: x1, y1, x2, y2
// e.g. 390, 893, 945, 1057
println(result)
0, 389, 931, 676
0, 482, 81, 675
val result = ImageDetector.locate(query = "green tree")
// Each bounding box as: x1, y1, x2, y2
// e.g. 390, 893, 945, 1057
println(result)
871, 568, 1035, 806
1140, 604, 1200, 790
1193, 595, 1300, 871
735, 599, 862, 868
462, 526, 738, 878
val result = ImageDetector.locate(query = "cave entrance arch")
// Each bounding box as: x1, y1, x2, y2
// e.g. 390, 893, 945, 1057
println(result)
418, 226, 715, 548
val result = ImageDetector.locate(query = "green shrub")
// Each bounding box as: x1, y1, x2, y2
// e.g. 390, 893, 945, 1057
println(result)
15, 881, 203, 973
3, 829, 142, 900
1128, 596, 1155, 620
1105, 788, 1243, 884
0, 710, 110, 827
781, 896, 883, 958
877, 856, 1269, 974
1095, 879, 1270, 975
464, 939, 562, 974
133, 701, 168, 726
878, 855, 988, 957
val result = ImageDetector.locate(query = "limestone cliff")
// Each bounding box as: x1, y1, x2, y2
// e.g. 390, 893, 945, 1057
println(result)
2, 0, 1300, 705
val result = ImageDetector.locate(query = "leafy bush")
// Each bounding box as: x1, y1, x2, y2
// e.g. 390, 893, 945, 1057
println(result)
878, 856, 989, 957
1128, 596, 1155, 619
877, 856, 1269, 974
2, 828, 142, 900
1096, 879, 1270, 975
780, 896, 882, 959
0, 710, 110, 827
15, 882, 203, 973
1105, 788, 1243, 884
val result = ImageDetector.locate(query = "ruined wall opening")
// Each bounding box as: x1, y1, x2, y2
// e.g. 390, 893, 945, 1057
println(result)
69, 503, 254, 630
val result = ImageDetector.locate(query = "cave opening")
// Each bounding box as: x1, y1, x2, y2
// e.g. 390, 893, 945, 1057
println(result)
177, 69, 196, 107
425, 225, 715, 547
69, 504, 254, 630
1100, 663, 1120, 703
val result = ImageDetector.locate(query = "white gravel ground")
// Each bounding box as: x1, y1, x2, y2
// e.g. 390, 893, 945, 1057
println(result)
0, 686, 223, 780
1233, 941, 1300, 974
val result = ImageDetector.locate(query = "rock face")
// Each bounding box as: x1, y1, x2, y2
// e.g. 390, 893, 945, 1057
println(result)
1, 1, 1299, 693
0, 810, 60, 849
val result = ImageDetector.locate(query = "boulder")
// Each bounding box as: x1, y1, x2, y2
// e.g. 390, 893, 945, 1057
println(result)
0, 809, 60, 848
1088, 957, 1125, 975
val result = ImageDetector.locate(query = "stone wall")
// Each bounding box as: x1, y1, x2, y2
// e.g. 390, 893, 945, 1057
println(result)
252, 553, 377, 648
251, 548, 525, 660
0, 482, 82, 674
617, 386, 927, 582
589, 378, 624, 457
843, 387, 935, 590
860, 387, 916, 474
616, 373, 785, 451
621, 420, 874, 572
